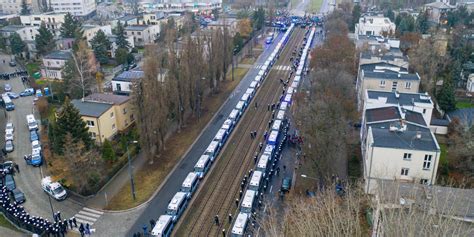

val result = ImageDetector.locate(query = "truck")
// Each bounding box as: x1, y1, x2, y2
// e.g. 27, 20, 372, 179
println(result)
41, 177, 67, 201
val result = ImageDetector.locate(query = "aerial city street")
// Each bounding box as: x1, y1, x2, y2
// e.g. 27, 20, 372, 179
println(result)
0, 0, 473, 236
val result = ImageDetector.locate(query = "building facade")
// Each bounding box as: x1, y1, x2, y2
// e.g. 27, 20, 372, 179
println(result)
125, 24, 160, 46
112, 70, 144, 94
0, 0, 26, 14
0, 25, 38, 42
50, 0, 96, 17
20, 12, 65, 36
355, 15, 396, 37
82, 24, 112, 46
41, 50, 71, 79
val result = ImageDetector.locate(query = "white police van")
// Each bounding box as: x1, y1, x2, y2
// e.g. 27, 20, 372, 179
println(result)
205, 140, 220, 162
26, 114, 38, 131
151, 215, 174, 237
166, 192, 188, 222
256, 154, 270, 174
180, 172, 199, 199
194, 155, 211, 179
240, 190, 257, 213
249, 170, 263, 192
231, 212, 249, 237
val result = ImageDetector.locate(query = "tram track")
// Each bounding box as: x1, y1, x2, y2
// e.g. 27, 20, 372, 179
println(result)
173, 28, 306, 237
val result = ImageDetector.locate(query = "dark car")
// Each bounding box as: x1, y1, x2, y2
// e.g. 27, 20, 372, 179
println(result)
5, 174, 16, 191
9, 61, 16, 67
11, 189, 25, 203
281, 177, 292, 192
0, 161, 14, 174
30, 130, 39, 142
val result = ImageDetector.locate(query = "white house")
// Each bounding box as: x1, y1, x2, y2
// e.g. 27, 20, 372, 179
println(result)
112, 70, 144, 95
0, 25, 38, 42
363, 124, 440, 194
355, 15, 396, 37
49, 0, 96, 17
41, 50, 72, 79
125, 24, 160, 46
83, 24, 112, 46
467, 74, 474, 92
20, 12, 66, 36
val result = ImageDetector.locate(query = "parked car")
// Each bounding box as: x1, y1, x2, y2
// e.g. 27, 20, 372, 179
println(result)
30, 150, 42, 167
20, 88, 35, 97
5, 122, 14, 134
4, 84, 11, 92
5, 174, 16, 191
11, 189, 25, 203
30, 130, 39, 142
281, 177, 292, 192
5, 130, 13, 141
9, 61, 16, 67
6, 92, 19, 99
4, 140, 14, 153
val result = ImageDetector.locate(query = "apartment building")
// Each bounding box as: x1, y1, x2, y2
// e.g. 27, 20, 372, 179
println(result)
72, 93, 136, 143
206, 17, 238, 36
0, 0, 27, 14
41, 50, 71, 79
355, 15, 396, 37
49, 0, 96, 17
20, 12, 65, 36
0, 25, 38, 42
125, 24, 160, 46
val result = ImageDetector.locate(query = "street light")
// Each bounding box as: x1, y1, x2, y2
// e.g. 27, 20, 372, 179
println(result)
128, 140, 139, 200
300, 174, 318, 180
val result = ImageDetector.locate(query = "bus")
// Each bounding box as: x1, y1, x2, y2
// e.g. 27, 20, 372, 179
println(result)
231, 212, 249, 237
194, 155, 211, 179
240, 190, 257, 213
257, 154, 270, 174
181, 172, 199, 199
151, 215, 174, 237
205, 141, 220, 162
2, 94, 14, 111
166, 192, 188, 222
249, 170, 263, 192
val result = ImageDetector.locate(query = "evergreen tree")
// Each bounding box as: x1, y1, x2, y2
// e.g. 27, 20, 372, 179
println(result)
384, 8, 395, 22
115, 48, 129, 65
351, 4, 361, 31
397, 14, 415, 35
101, 139, 116, 162
437, 78, 456, 112
9, 33, 26, 56
252, 7, 265, 30
416, 10, 429, 34
20, 0, 30, 15
60, 12, 83, 39
90, 30, 111, 65
114, 21, 130, 49
35, 23, 55, 55
52, 97, 92, 154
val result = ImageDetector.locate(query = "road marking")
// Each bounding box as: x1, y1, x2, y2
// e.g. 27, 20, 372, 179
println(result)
75, 214, 97, 222
78, 210, 101, 218
83, 207, 104, 215
263, 204, 267, 212
72, 207, 104, 229
269, 185, 273, 193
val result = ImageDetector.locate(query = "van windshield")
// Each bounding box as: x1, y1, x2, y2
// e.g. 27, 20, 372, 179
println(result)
28, 121, 37, 127
52, 186, 65, 195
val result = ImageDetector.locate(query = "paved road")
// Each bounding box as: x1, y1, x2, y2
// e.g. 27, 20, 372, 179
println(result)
124, 32, 286, 236
0, 54, 83, 228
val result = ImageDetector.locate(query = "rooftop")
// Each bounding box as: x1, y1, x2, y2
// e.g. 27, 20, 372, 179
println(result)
71, 99, 113, 118
125, 25, 150, 31
365, 106, 427, 127
83, 93, 130, 105
363, 70, 420, 81
377, 180, 474, 221
118, 15, 138, 21
447, 108, 474, 127
424, 1, 455, 9
360, 62, 408, 73
370, 127, 438, 151
43, 50, 72, 60
430, 118, 450, 126
365, 106, 401, 123
113, 70, 144, 82
0, 25, 25, 32
367, 90, 434, 107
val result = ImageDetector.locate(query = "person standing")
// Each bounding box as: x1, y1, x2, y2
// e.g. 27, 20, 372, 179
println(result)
79, 223, 85, 237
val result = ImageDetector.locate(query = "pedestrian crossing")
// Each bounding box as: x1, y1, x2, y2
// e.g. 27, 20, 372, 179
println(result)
73, 207, 104, 226
253, 64, 291, 71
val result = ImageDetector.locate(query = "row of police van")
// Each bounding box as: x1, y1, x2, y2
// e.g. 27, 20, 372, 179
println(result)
149, 24, 297, 237
230, 26, 317, 237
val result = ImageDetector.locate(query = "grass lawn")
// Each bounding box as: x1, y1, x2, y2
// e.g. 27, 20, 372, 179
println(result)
309, 0, 324, 13
439, 143, 448, 167
240, 57, 256, 65
105, 67, 249, 210
25, 62, 40, 75
456, 101, 474, 109
0, 214, 20, 232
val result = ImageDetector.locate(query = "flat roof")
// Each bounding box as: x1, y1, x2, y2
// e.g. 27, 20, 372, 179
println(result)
44, 50, 72, 60
363, 70, 420, 81
113, 70, 144, 82
125, 25, 150, 31
84, 93, 130, 105
367, 90, 433, 106
370, 127, 438, 151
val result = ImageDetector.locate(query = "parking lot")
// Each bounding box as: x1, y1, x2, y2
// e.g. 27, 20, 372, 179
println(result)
0, 53, 82, 223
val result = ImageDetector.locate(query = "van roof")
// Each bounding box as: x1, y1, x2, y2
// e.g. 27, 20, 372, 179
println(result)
264, 144, 275, 155
241, 190, 256, 208
276, 110, 285, 120
26, 114, 35, 120
182, 172, 198, 188
287, 87, 294, 94
280, 102, 288, 110
231, 212, 248, 235
284, 93, 292, 102
241, 93, 250, 102
249, 81, 258, 88
268, 131, 279, 142
206, 141, 219, 152
245, 88, 254, 95
195, 155, 210, 168
250, 171, 263, 187
291, 81, 298, 88
236, 101, 245, 110
214, 129, 227, 141
152, 215, 173, 235
229, 109, 239, 119
271, 120, 282, 131
168, 192, 187, 210
257, 154, 269, 168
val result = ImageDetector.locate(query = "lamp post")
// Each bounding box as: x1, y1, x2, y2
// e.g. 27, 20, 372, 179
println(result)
128, 140, 139, 200
300, 174, 318, 181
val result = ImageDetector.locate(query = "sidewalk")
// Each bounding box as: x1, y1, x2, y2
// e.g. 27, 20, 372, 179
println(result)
85, 153, 147, 209
0, 226, 26, 237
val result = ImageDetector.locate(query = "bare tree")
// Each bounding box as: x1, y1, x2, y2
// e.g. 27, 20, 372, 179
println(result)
67, 40, 98, 99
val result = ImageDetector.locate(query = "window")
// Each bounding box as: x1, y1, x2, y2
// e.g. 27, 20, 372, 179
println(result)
110, 112, 114, 118
116, 83, 121, 91
112, 124, 116, 130
89, 132, 96, 139
403, 153, 412, 160
130, 114, 134, 121
87, 120, 95, 127
405, 82, 411, 89
420, 179, 429, 185
137, 32, 141, 35
123, 108, 127, 114
379, 80, 386, 87
423, 155, 432, 170
423, 109, 426, 114
401, 168, 409, 176
392, 81, 398, 90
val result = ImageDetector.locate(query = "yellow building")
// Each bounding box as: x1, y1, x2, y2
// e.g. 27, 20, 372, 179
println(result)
72, 93, 136, 144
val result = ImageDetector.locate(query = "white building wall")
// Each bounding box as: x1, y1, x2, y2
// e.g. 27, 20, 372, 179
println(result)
83, 25, 112, 46
0, 0, 22, 14
20, 13, 65, 35
50, 0, 96, 17
355, 16, 396, 37
112, 80, 132, 93
467, 74, 474, 92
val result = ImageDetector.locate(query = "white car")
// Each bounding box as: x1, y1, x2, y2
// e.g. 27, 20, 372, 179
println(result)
5, 123, 14, 134
5, 130, 14, 141
32, 140, 41, 153
41, 177, 67, 201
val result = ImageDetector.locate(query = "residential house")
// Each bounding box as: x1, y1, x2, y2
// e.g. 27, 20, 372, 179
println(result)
49, 0, 96, 17
111, 15, 139, 28
112, 70, 144, 95
354, 15, 396, 37
0, 25, 38, 53
372, 180, 474, 236
125, 24, 160, 46
41, 50, 71, 79
83, 24, 112, 46
423, 1, 455, 24
461, 61, 474, 88
20, 12, 66, 36
362, 113, 440, 193
206, 17, 238, 36
83, 93, 136, 130
142, 12, 166, 25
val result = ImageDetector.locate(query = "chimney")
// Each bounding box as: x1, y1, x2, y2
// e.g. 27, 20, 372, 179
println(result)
416, 131, 422, 139
395, 91, 400, 99
397, 73, 401, 78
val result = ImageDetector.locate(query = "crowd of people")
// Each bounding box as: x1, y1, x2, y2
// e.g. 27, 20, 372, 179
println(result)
0, 69, 28, 80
